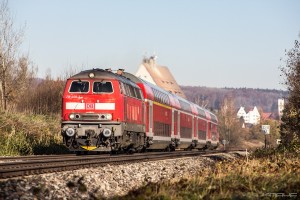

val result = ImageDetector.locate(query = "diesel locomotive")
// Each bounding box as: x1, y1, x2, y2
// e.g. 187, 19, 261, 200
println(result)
61, 68, 219, 153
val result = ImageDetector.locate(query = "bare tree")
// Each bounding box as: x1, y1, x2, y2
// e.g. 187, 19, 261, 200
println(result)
217, 97, 243, 146
0, 0, 30, 111
194, 94, 209, 108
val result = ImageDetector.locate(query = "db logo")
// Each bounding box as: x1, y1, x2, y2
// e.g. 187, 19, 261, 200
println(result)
86, 103, 95, 110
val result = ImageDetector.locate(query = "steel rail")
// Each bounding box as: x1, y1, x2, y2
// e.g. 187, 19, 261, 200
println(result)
0, 154, 78, 162
0, 150, 245, 179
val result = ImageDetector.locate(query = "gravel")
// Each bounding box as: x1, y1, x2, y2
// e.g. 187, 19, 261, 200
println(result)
0, 153, 239, 199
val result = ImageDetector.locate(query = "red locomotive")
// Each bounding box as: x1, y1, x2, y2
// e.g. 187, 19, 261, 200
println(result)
61, 68, 219, 153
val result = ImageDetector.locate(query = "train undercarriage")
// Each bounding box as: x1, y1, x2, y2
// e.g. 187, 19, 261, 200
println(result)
62, 122, 218, 154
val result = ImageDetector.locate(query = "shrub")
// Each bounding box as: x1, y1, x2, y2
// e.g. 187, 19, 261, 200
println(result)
0, 112, 68, 156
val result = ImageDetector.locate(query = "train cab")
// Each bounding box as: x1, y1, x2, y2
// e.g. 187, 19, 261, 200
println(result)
61, 69, 145, 152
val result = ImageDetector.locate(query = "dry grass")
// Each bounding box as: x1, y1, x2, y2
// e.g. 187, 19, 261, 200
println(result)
121, 154, 300, 200
0, 112, 68, 155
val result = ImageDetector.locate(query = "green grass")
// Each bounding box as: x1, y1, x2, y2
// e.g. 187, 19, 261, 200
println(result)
119, 153, 300, 200
0, 112, 68, 155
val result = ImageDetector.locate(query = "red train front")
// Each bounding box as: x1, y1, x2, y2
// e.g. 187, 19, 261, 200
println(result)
61, 69, 145, 153
61, 68, 219, 153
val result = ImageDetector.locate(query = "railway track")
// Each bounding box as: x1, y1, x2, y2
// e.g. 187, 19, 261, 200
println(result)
0, 150, 245, 179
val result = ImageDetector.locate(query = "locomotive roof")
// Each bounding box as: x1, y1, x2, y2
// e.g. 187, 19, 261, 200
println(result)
69, 68, 140, 88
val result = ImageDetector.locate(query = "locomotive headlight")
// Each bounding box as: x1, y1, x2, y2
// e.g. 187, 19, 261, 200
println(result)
106, 114, 112, 120
69, 113, 75, 120
103, 128, 112, 137
66, 128, 75, 137
88, 72, 95, 78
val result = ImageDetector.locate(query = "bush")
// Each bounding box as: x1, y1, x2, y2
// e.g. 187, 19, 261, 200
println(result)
0, 112, 68, 156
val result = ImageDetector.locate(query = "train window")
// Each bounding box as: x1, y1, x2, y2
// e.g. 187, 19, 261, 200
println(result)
119, 82, 126, 95
166, 94, 170, 104
198, 130, 206, 140
124, 84, 130, 96
163, 93, 168, 104
151, 88, 170, 105
179, 100, 191, 112
156, 91, 160, 102
123, 83, 129, 96
159, 94, 162, 103
69, 81, 89, 93
210, 114, 217, 122
126, 85, 130, 96
134, 88, 142, 99
153, 89, 158, 102
93, 81, 113, 93
128, 85, 136, 98
159, 92, 164, 103
125, 85, 130, 96
197, 108, 206, 118
157, 92, 161, 103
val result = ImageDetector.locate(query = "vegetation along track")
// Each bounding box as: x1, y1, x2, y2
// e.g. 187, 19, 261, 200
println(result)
0, 150, 244, 179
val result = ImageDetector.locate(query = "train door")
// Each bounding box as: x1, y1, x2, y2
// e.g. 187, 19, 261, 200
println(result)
177, 111, 180, 139
148, 101, 153, 137
143, 101, 146, 126
172, 109, 178, 138
194, 117, 197, 139
207, 121, 211, 140
120, 82, 127, 121
192, 117, 195, 139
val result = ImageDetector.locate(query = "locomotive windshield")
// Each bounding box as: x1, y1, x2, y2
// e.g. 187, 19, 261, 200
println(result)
93, 81, 113, 93
69, 81, 89, 93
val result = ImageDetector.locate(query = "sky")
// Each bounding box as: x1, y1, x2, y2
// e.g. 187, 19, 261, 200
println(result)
8, 0, 300, 90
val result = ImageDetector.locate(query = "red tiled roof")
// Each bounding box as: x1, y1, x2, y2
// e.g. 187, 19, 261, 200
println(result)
262, 112, 272, 120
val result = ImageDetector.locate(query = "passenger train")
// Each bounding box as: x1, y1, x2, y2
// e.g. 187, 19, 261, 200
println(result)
61, 68, 219, 153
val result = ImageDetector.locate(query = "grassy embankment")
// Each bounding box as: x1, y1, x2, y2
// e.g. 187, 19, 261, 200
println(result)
1, 112, 299, 199
0, 112, 68, 156
120, 150, 300, 200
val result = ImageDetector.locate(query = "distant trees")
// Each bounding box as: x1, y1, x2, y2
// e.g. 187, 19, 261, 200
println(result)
18, 75, 65, 115
0, 0, 35, 111
181, 86, 288, 115
280, 39, 300, 151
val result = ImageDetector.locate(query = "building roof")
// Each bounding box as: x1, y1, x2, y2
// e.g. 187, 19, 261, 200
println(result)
135, 56, 186, 98
261, 112, 273, 120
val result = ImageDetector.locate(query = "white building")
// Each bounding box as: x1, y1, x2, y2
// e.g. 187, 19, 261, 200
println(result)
278, 98, 285, 120
237, 106, 260, 125
237, 107, 247, 119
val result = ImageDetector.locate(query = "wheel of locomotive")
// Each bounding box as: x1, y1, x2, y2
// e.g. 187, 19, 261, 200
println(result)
165, 145, 175, 152
110, 150, 119, 155
165, 146, 171, 152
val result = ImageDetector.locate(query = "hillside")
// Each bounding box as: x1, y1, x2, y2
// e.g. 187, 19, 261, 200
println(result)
181, 86, 288, 116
